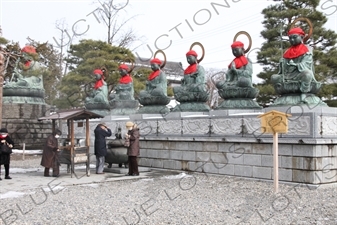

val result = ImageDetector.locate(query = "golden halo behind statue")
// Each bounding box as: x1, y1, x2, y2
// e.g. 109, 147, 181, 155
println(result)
233, 31, 252, 53
120, 58, 135, 73
190, 42, 205, 63
290, 17, 313, 43
100, 66, 108, 80
153, 50, 167, 69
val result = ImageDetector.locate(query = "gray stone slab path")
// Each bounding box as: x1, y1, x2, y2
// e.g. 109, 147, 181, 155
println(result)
0, 154, 177, 195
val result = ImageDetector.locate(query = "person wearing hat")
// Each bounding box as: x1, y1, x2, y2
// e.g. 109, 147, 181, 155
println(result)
41, 129, 62, 177
125, 121, 140, 176
271, 27, 316, 102
216, 41, 253, 89
0, 128, 14, 180
94, 123, 112, 174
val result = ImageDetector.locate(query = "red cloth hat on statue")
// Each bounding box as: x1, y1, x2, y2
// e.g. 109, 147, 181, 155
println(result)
118, 64, 129, 70
93, 69, 103, 75
231, 41, 244, 48
150, 58, 161, 65
288, 27, 305, 36
21, 45, 36, 54
186, 50, 198, 57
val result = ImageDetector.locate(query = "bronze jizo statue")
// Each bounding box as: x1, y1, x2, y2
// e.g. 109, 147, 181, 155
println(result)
85, 68, 110, 115
215, 32, 261, 109
172, 42, 210, 112
137, 50, 170, 114
110, 64, 134, 101
109, 63, 139, 115
217, 41, 253, 88
3, 45, 45, 104
270, 18, 325, 106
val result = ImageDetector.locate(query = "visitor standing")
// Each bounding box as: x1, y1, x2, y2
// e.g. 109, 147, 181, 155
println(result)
125, 122, 140, 176
41, 129, 62, 177
94, 123, 112, 174
0, 128, 14, 180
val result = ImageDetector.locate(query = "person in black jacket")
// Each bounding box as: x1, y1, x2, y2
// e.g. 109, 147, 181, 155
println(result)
94, 123, 112, 174
0, 128, 14, 180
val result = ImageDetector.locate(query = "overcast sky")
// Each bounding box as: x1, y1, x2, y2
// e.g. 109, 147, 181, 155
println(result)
1, 0, 336, 83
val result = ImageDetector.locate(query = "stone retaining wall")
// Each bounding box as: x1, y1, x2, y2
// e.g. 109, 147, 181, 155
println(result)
138, 137, 337, 184
2, 104, 52, 149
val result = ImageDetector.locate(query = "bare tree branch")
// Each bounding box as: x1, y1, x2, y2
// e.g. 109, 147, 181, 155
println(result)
96, 0, 141, 48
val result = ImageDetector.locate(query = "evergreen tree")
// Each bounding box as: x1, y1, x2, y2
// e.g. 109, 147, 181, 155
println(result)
256, 0, 337, 106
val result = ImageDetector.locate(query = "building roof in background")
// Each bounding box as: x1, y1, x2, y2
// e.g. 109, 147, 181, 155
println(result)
134, 57, 183, 81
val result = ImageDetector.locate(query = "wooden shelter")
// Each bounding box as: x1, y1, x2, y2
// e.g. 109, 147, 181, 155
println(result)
38, 108, 104, 177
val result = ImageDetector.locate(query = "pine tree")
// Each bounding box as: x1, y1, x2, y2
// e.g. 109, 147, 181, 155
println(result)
256, 0, 337, 106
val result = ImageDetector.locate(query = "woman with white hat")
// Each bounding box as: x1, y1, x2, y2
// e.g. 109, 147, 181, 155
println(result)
125, 122, 140, 176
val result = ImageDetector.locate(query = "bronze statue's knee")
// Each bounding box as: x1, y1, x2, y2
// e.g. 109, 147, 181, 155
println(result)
300, 71, 314, 82
271, 74, 282, 84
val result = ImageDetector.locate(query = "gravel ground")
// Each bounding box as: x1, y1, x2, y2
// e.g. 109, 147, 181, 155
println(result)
1, 154, 337, 225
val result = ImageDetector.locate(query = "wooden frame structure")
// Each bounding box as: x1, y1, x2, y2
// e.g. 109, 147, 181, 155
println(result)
38, 109, 104, 177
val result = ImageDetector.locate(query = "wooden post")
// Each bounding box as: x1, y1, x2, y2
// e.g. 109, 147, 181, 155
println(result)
22, 143, 25, 161
85, 117, 90, 176
258, 110, 291, 194
0, 52, 5, 127
273, 132, 279, 193
85, 117, 90, 147
70, 119, 74, 178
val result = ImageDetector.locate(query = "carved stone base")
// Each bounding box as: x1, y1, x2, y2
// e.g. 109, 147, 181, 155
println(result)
3, 96, 45, 104
110, 100, 139, 115
110, 99, 139, 108
85, 102, 111, 116
138, 95, 171, 106
172, 102, 210, 112
137, 105, 170, 114
218, 86, 259, 99
272, 93, 327, 106
85, 102, 110, 110
3, 87, 45, 104
216, 99, 262, 109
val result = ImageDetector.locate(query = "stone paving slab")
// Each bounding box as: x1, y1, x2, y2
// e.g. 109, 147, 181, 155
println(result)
0, 164, 177, 197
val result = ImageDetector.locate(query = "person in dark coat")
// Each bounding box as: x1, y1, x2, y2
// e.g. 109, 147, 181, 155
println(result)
41, 129, 62, 177
125, 122, 140, 176
0, 128, 14, 180
94, 123, 112, 174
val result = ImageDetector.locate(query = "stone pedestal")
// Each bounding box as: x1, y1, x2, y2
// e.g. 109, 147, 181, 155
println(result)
3, 87, 45, 104
85, 102, 111, 116
137, 105, 170, 114
2, 104, 52, 149
216, 86, 261, 109
65, 106, 337, 184
110, 100, 139, 115
172, 102, 210, 112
